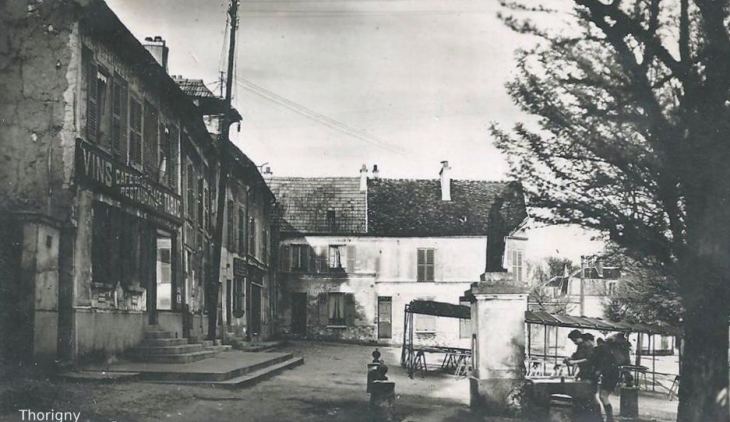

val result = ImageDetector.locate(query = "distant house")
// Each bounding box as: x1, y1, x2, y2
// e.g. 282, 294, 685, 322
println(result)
269, 163, 528, 345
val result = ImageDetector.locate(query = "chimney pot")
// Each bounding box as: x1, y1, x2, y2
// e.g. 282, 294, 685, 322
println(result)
359, 164, 368, 192
440, 161, 451, 201
143, 36, 169, 73
372, 164, 380, 179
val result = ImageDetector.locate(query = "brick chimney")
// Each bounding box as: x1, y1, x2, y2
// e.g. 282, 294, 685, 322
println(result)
262, 166, 273, 179
143, 36, 169, 73
372, 164, 380, 179
439, 161, 451, 201
359, 164, 368, 192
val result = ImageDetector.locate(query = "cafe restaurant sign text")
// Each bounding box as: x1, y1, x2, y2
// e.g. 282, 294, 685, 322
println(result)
75, 139, 183, 222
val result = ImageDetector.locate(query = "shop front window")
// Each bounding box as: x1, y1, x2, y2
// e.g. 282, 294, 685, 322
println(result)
156, 231, 173, 310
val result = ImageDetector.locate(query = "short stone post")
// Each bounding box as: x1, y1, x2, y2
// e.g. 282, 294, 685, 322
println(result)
367, 348, 395, 421
467, 272, 529, 416
370, 381, 396, 421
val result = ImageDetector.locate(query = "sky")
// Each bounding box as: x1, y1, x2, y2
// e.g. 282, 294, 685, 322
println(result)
105, 0, 604, 263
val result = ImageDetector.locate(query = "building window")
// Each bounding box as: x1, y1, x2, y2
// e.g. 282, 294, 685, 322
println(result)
328, 293, 346, 326
512, 249, 523, 283
329, 245, 345, 269
143, 101, 159, 175
111, 73, 128, 157
291, 245, 309, 272
607, 281, 617, 296
237, 208, 246, 253
227, 200, 236, 252
156, 233, 173, 311
248, 217, 256, 257
326, 210, 336, 232
186, 164, 195, 222
262, 228, 268, 264
415, 314, 436, 333
127, 98, 143, 166
417, 248, 435, 282
233, 276, 245, 317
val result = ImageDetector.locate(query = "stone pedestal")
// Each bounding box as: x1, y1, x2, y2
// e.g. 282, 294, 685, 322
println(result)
369, 381, 395, 422
467, 272, 529, 416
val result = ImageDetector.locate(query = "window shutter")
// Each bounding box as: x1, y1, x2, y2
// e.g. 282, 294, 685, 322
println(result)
227, 200, 235, 251
129, 99, 143, 165
345, 293, 356, 326
280, 245, 291, 272
86, 53, 98, 142
417, 249, 425, 281
318, 293, 328, 326
143, 102, 158, 174
346, 245, 356, 273
309, 246, 318, 274
303, 246, 310, 272
111, 75, 128, 156
168, 125, 179, 191
427, 249, 435, 281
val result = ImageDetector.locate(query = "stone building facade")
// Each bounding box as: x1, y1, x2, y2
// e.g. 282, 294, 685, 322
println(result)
269, 164, 528, 345
0, 0, 277, 365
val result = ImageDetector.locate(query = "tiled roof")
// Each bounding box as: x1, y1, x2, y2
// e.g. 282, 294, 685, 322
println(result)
267, 177, 367, 235
173, 77, 217, 98
367, 179, 526, 236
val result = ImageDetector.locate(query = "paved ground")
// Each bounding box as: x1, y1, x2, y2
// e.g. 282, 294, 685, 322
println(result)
0, 341, 677, 422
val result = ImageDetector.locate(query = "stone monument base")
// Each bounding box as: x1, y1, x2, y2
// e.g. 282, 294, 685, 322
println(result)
470, 376, 529, 416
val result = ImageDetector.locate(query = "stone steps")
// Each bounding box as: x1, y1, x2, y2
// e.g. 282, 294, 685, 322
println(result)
133, 326, 223, 364
138, 349, 219, 364
215, 356, 304, 388
139, 352, 298, 382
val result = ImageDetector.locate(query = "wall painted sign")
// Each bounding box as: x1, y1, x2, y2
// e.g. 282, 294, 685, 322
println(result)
75, 139, 183, 222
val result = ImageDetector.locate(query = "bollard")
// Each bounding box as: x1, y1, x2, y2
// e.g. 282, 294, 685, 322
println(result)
367, 363, 380, 393
620, 387, 639, 417
370, 380, 396, 422
548, 394, 573, 422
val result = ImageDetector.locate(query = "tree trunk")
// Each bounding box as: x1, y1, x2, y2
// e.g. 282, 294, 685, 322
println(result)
677, 272, 730, 422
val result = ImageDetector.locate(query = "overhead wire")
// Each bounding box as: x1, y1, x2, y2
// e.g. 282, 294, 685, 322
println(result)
234, 77, 405, 154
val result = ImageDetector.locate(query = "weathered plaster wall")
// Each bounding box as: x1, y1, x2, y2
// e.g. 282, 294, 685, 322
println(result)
74, 308, 145, 361
0, 0, 79, 218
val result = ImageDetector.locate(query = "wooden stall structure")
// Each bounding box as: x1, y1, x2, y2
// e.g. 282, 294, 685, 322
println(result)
400, 300, 472, 378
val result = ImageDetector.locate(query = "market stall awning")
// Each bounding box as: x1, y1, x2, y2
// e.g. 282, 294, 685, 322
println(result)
406, 300, 471, 319
525, 310, 681, 336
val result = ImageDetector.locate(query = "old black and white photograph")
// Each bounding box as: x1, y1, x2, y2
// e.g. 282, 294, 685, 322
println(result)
1, 0, 728, 421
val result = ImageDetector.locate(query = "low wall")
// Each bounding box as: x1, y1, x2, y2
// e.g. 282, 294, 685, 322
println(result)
74, 308, 145, 361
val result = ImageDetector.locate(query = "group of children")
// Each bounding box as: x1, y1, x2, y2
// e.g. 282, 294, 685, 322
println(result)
564, 329, 632, 422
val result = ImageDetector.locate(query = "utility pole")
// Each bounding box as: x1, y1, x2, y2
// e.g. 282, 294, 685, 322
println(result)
207, 0, 239, 341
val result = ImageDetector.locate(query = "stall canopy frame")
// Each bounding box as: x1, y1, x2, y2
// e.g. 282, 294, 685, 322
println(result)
400, 300, 471, 374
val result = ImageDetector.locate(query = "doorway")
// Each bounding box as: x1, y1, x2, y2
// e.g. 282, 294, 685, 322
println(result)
250, 284, 262, 337
291, 293, 307, 336
378, 296, 392, 339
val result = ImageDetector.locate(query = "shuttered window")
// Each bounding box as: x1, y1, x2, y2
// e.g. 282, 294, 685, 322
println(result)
128, 98, 143, 165
186, 163, 196, 221
111, 73, 128, 157
512, 249, 523, 283
280, 245, 291, 272
143, 101, 159, 175
227, 200, 235, 251
291, 245, 308, 272
248, 218, 256, 257
167, 125, 179, 191
83, 47, 98, 142
237, 208, 246, 253
417, 248, 435, 282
